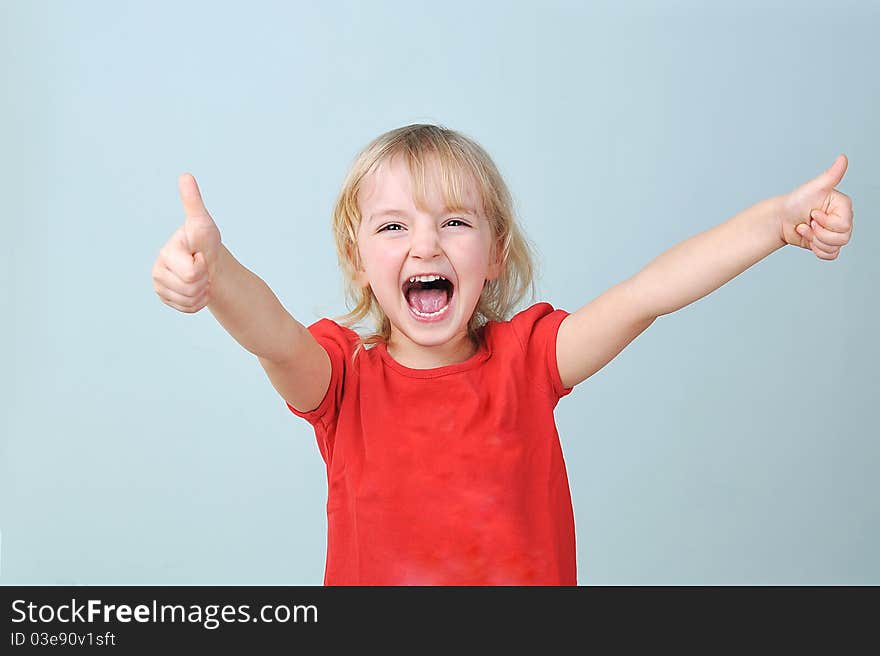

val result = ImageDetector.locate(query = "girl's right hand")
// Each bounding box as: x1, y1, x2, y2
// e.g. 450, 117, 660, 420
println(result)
152, 173, 223, 313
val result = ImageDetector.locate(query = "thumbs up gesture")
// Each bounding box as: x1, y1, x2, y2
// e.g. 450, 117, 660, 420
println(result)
779, 155, 854, 260
152, 173, 223, 313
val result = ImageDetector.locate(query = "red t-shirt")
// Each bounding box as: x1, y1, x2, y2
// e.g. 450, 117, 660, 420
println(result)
287, 302, 576, 585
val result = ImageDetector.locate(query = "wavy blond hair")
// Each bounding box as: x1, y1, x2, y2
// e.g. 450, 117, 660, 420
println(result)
330, 124, 537, 356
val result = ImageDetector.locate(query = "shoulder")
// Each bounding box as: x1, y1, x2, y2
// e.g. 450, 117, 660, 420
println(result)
307, 317, 361, 343
487, 302, 570, 350
483, 302, 573, 400
305, 317, 364, 366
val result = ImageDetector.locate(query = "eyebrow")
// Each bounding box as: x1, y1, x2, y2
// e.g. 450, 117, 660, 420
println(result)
369, 207, 476, 224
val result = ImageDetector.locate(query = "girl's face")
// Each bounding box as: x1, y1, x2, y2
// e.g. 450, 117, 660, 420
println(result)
355, 155, 500, 367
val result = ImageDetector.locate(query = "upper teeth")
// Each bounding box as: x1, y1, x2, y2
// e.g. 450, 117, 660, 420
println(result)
408, 274, 446, 283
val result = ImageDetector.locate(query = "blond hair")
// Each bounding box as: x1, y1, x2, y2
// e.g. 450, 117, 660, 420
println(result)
330, 124, 537, 356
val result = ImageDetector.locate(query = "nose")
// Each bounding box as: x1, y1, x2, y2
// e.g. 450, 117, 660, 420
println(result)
408, 223, 442, 259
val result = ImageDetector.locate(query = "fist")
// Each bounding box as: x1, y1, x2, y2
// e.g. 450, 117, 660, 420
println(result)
779, 154, 854, 261
152, 173, 222, 313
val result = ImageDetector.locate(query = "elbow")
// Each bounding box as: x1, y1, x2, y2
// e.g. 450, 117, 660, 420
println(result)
623, 275, 662, 324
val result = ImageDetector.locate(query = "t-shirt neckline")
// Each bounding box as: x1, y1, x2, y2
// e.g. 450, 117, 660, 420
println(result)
375, 333, 491, 378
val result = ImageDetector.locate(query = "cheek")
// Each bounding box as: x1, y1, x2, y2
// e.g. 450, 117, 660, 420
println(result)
456, 242, 493, 276
361, 247, 401, 289
357, 240, 381, 269
374, 250, 400, 275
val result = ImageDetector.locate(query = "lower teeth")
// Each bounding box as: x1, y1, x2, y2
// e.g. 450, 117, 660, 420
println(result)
412, 303, 449, 318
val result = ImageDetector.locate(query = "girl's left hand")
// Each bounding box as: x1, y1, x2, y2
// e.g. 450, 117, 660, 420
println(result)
779, 154, 854, 260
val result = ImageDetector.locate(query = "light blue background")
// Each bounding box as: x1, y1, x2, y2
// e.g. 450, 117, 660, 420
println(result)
2, 0, 877, 585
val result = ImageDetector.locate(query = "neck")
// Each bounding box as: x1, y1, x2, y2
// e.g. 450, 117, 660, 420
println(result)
386, 329, 478, 369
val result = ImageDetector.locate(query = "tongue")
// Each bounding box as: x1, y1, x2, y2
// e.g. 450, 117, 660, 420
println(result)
407, 288, 449, 314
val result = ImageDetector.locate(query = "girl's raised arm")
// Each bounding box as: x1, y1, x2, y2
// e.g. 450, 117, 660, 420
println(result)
556, 155, 853, 390
152, 173, 331, 413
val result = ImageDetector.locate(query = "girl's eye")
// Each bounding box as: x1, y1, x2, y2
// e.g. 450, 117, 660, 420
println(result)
378, 219, 470, 232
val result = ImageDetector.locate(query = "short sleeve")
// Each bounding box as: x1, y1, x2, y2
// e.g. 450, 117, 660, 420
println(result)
509, 302, 573, 402
285, 318, 359, 432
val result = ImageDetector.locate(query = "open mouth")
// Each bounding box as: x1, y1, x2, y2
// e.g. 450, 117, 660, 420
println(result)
402, 274, 454, 320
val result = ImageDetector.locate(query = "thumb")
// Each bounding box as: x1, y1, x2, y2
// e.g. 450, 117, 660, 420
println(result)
813, 154, 848, 190
178, 173, 221, 257
795, 222, 812, 247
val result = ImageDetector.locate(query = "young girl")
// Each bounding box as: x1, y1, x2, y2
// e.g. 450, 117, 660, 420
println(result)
152, 124, 853, 585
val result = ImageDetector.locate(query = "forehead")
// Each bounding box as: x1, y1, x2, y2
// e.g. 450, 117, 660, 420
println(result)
357, 153, 482, 217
